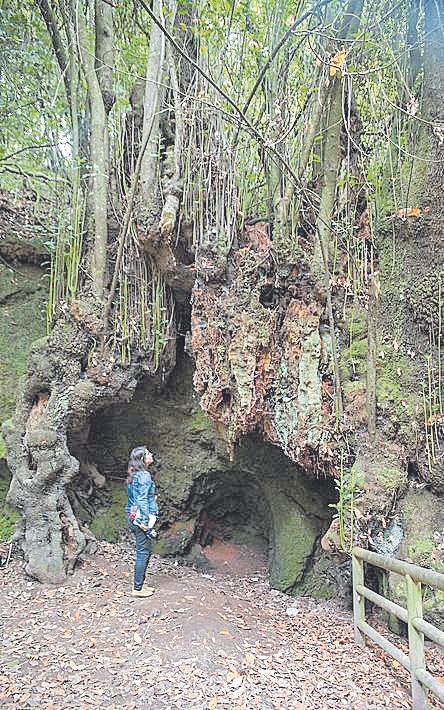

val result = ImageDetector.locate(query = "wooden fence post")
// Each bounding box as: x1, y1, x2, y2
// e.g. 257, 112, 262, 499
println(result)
406, 574, 427, 709
352, 552, 365, 647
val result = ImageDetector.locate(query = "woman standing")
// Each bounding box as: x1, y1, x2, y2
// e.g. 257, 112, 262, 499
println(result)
125, 446, 158, 597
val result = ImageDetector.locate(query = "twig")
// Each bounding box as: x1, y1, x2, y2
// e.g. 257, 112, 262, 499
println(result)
5, 542, 13, 568
241, 0, 331, 116
136, 0, 305, 193
102, 106, 157, 335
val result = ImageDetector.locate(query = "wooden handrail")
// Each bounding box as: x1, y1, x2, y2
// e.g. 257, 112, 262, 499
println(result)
352, 547, 444, 709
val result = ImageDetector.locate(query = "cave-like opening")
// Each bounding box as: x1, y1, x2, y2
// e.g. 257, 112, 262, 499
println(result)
86, 352, 338, 595
196, 472, 269, 550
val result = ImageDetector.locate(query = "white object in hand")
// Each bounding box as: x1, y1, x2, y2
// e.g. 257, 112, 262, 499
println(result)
148, 514, 157, 529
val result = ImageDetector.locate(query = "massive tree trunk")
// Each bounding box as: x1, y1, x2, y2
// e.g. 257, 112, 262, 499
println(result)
2, 0, 443, 608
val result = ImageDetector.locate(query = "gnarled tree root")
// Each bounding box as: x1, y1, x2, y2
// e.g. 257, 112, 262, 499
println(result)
2, 312, 150, 583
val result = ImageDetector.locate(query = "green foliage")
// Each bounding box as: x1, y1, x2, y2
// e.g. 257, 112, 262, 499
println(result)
190, 407, 213, 433
329, 453, 358, 552
0, 3, 70, 192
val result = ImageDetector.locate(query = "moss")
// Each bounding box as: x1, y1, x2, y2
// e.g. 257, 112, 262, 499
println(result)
90, 483, 128, 543
341, 337, 368, 380
375, 353, 420, 425
153, 518, 195, 556
268, 491, 320, 591
401, 492, 444, 572
0, 265, 46, 450
347, 306, 368, 341
0, 436, 6, 460
375, 466, 406, 491
387, 490, 444, 625
0, 476, 19, 541
294, 556, 337, 599
350, 461, 366, 489
189, 407, 213, 434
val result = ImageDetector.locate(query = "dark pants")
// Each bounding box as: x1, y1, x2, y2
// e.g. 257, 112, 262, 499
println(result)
129, 520, 152, 590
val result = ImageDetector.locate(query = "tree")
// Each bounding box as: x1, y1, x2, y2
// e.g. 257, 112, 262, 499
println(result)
1, 0, 443, 597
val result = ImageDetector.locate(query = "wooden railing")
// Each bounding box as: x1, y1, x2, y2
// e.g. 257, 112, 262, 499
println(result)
352, 547, 444, 709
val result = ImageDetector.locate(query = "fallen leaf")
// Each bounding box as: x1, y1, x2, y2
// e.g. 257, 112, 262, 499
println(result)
226, 670, 240, 683
220, 629, 233, 638
330, 47, 346, 76
208, 697, 218, 709
244, 653, 255, 666
231, 686, 245, 699
397, 207, 421, 218
133, 632, 142, 644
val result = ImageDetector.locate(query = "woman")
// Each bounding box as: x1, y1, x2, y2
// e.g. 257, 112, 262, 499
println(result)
125, 446, 158, 597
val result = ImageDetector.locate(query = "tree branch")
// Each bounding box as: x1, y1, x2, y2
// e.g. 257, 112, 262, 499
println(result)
35, 0, 71, 100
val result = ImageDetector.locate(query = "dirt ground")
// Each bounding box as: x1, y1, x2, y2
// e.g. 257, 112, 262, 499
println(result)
0, 540, 442, 709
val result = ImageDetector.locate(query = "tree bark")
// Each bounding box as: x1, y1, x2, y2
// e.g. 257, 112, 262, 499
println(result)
95, 0, 115, 114
140, 0, 166, 202
75, 2, 109, 301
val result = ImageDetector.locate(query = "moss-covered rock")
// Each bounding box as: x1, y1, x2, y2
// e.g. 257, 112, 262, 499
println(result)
189, 407, 214, 435
0, 264, 47, 457
387, 489, 444, 626
268, 491, 319, 591
375, 466, 407, 492
154, 519, 196, 556
88, 356, 337, 595
89, 482, 128, 543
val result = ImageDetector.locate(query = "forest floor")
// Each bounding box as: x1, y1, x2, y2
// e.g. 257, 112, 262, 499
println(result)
0, 540, 443, 709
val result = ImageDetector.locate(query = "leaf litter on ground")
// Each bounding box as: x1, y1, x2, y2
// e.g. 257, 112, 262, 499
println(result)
1, 540, 442, 708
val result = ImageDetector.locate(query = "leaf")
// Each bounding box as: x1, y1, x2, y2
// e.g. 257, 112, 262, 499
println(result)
208, 697, 219, 710
231, 687, 245, 699
329, 47, 346, 77
226, 670, 240, 683
133, 633, 142, 644
244, 653, 255, 666
397, 207, 421, 218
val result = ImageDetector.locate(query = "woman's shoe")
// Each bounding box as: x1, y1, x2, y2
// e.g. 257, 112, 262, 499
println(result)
132, 587, 154, 597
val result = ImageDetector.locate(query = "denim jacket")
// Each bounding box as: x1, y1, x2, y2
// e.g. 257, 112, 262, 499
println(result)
125, 470, 158, 524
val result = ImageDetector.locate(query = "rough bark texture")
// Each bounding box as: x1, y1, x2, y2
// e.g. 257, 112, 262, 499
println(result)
1, 285, 176, 582
191, 223, 336, 470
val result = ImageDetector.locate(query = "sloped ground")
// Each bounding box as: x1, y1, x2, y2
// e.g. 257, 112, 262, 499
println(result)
0, 541, 442, 709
